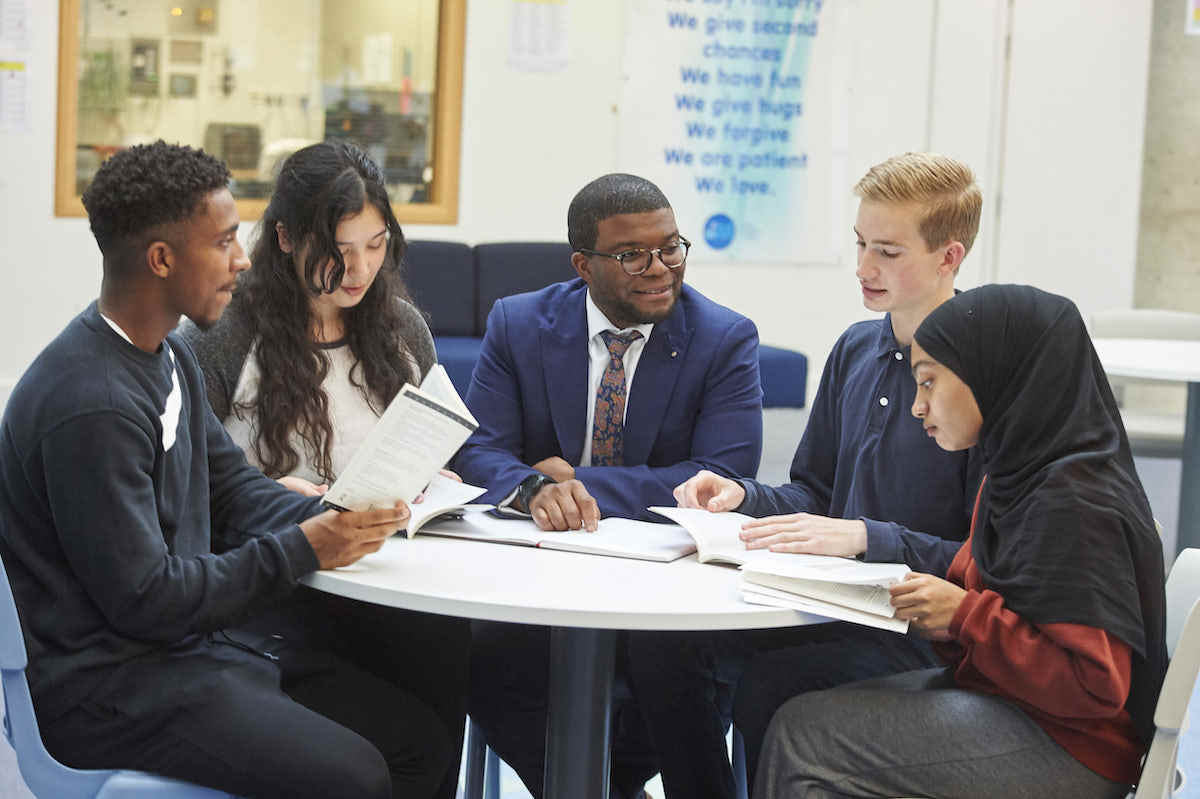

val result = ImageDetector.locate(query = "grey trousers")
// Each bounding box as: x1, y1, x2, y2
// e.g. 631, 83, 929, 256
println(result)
754, 667, 1132, 799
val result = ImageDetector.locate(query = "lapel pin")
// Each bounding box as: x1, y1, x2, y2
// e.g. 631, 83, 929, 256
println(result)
671, 350, 678, 358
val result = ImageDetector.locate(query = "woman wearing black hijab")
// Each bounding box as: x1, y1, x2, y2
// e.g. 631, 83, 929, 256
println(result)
755, 284, 1167, 799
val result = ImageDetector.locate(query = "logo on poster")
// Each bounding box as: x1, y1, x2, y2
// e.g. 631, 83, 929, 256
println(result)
704, 214, 735, 250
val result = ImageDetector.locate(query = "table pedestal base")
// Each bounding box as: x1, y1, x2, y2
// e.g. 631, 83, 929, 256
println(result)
545, 627, 617, 799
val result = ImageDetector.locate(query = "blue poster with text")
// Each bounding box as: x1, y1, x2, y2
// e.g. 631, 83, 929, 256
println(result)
619, 0, 833, 262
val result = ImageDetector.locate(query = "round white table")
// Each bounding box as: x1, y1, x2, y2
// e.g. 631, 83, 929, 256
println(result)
1093, 337, 1200, 554
303, 533, 821, 799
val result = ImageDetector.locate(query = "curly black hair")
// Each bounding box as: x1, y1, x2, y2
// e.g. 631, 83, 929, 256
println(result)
236, 140, 418, 481
81, 140, 231, 269
567, 173, 671, 251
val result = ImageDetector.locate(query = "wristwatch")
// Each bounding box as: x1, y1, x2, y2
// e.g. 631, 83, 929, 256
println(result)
515, 473, 557, 513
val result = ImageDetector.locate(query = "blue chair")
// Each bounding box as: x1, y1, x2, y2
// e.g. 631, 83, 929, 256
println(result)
0, 554, 238, 798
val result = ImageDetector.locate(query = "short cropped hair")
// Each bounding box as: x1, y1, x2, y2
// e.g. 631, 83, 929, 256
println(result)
567, 173, 671, 251
81, 140, 231, 269
854, 153, 982, 255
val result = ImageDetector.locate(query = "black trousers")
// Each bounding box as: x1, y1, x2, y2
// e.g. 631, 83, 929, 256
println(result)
624, 629, 746, 799
268, 588, 473, 799
468, 620, 661, 799
42, 643, 447, 799
43, 587, 472, 799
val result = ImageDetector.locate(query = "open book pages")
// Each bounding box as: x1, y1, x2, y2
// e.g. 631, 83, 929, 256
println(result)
647, 506, 819, 569
740, 559, 911, 634
418, 510, 698, 563
417, 364, 473, 418
405, 473, 490, 536
323, 365, 478, 512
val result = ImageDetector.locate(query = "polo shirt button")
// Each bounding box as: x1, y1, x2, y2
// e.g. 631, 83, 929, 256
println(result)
894, 351, 903, 361
879, 396, 889, 406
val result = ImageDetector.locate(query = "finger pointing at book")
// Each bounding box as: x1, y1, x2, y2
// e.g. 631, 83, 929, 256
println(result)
673, 469, 746, 512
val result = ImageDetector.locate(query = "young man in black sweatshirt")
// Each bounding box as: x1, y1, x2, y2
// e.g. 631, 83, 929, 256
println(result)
0, 141, 448, 799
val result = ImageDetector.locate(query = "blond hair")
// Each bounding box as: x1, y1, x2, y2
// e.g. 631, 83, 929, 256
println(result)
854, 152, 982, 256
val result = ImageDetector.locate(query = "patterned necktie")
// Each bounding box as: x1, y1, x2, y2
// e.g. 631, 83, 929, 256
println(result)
591, 330, 643, 467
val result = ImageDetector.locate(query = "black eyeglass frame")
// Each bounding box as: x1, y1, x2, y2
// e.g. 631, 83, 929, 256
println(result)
577, 236, 692, 276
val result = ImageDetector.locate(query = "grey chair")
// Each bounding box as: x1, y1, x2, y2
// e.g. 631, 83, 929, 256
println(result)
1135, 547, 1200, 799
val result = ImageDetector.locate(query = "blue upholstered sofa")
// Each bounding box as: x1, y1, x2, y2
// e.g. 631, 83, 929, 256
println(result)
403, 240, 807, 410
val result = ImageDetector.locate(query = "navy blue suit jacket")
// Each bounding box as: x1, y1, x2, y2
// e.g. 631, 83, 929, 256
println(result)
454, 278, 763, 521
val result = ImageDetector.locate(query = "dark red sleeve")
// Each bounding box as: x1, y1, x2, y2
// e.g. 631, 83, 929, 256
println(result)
948, 588, 1132, 719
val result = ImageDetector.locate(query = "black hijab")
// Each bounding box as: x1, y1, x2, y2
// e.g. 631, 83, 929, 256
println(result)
914, 284, 1167, 743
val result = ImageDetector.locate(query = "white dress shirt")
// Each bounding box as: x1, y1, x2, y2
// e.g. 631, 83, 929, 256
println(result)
579, 290, 655, 467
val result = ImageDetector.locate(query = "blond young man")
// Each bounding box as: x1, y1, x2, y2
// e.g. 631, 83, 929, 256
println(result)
653, 153, 985, 796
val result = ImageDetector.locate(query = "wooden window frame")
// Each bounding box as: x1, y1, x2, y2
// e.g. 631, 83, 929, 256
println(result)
54, 0, 465, 224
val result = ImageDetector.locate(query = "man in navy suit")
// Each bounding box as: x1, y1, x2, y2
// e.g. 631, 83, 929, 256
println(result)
457, 173, 763, 798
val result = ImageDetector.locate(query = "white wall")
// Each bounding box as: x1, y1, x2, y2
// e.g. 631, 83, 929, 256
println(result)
0, 0, 1152, 405
1136, 0, 1200, 313
996, 0, 1153, 314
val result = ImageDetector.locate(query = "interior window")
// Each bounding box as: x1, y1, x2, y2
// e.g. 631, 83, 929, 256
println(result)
55, 0, 465, 223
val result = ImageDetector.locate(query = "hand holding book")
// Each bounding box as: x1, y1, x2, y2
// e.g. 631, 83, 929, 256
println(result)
322, 365, 478, 513
300, 502, 410, 569
888, 572, 967, 640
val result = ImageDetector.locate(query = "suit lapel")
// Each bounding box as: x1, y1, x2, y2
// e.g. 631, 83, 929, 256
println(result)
623, 298, 691, 466
540, 291, 589, 465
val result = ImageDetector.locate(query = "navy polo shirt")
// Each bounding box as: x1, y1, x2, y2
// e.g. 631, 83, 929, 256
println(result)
739, 315, 982, 576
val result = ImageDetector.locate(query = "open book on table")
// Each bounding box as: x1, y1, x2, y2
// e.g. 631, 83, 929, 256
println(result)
417, 509, 698, 563
647, 506, 814, 568
405, 472, 491, 536
649, 506, 911, 633
322, 364, 479, 514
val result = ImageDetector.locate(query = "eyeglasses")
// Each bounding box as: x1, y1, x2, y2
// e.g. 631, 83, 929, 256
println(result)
578, 236, 691, 276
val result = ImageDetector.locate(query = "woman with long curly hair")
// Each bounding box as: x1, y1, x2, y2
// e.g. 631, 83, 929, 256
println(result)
183, 140, 471, 799
186, 140, 434, 490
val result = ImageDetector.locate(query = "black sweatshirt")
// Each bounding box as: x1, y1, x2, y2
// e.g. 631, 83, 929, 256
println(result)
0, 303, 323, 722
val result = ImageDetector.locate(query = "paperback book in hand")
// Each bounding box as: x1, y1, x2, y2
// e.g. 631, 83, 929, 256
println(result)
322, 365, 478, 513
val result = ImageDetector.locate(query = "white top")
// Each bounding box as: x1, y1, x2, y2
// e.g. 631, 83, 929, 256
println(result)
1092, 338, 1200, 383
303, 534, 821, 631
224, 340, 418, 483
580, 291, 655, 467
